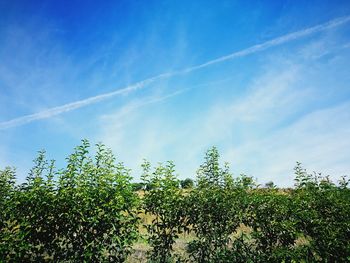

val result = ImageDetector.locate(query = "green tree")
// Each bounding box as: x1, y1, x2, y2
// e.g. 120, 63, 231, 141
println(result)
187, 147, 245, 262
0, 140, 140, 262
180, 178, 194, 189
141, 160, 188, 262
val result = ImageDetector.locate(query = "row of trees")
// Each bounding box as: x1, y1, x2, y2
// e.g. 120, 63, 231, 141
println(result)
1, 140, 350, 262
131, 177, 194, 192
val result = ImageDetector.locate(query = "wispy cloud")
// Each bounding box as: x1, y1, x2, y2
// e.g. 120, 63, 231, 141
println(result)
97, 67, 302, 181
1, 15, 349, 130
0, 75, 169, 130
100, 88, 188, 124
180, 15, 350, 73
97, 35, 350, 184
223, 102, 350, 186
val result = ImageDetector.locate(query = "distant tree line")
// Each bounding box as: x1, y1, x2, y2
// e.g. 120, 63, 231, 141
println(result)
132, 178, 194, 191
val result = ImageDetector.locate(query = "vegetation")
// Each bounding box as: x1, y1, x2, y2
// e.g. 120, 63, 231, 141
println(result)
0, 140, 139, 262
180, 178, 194, 189
1, 140, 349, 262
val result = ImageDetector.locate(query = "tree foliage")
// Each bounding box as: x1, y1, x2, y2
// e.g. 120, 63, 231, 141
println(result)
141, 160, 188, 262
180, 178, 194, 189
0, 140, 139, 261
1, 142, 349, 262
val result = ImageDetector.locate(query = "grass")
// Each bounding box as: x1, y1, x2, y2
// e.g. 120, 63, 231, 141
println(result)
127, 208, 255, 262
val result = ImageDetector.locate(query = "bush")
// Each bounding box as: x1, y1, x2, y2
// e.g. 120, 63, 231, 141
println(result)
1, 144, 350, 262
0, 140, 140, 262
293, 163, 350, 261
186, 147, 246, 262
141, 160, 188, 262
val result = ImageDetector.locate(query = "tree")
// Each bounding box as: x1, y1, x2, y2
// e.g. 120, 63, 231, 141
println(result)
180, 178, 194, 189
264, 181, 276, 189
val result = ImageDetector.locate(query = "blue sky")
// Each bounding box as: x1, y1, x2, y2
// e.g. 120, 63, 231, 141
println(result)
1, 0, 350, 186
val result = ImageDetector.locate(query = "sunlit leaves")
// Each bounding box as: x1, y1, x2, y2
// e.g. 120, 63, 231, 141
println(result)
0, 144, 349, 262
0, 140, 139, 261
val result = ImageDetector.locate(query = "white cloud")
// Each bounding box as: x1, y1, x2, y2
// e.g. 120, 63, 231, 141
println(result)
96, 63, 305, 180
224, 102, 350, 186
97, 34, 350, 185
181, 15, 350, 72
0, 77, 161, 130
2, 15, 349, 130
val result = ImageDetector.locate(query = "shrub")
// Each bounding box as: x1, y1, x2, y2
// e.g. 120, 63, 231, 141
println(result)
0, 140, 140, 262
186, 147, 246, 262
141, 160, 188, 262
1, 144, 350, 262
293, 163, 350, 261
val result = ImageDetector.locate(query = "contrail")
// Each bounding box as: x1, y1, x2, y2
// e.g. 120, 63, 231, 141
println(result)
1, 15, 349, 130
0, 73, 172, 130
177, 16, 350, 73
106, 88, 189, 122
